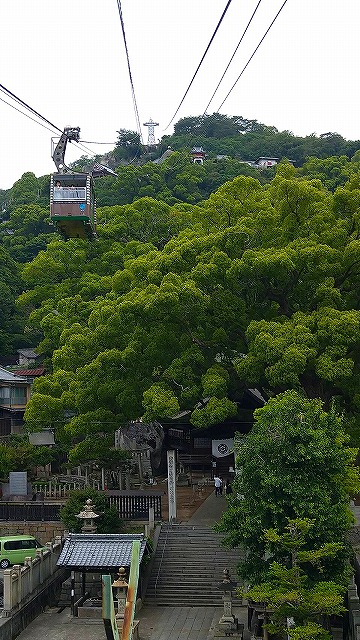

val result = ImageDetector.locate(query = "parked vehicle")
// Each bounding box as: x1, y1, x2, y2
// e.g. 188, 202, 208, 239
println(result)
0, 536, 45, 569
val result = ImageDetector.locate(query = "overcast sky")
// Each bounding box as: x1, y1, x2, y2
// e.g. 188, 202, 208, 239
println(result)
1, 0, 360, 190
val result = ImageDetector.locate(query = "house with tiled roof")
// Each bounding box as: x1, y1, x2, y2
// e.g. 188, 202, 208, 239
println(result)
0, 367, 31, 436
17, 348, 40, 367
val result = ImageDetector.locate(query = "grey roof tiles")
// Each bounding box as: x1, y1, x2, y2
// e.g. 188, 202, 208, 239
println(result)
57, 533, 147, 569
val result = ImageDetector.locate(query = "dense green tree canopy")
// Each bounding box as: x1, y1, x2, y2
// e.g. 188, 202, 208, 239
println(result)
0, 244, 29, 355
1, 113, 360, 468
15, 167, 360, 459
0, 203, 56, 262
218, 392, 359, 585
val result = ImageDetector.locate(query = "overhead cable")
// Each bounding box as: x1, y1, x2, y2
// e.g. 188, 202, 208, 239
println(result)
164, 0, 234, 130
0, 95, 59, 135
0, 83, 62, 133
116, 0, 143, 144
0, 82, 99, 159
80, 140, 117, 145
217, 0, 289, 111
203, 0, 263, 115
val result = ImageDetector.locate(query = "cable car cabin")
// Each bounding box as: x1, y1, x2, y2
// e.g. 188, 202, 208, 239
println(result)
50, 173, 96, 239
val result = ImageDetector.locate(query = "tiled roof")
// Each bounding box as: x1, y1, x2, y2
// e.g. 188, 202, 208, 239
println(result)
0, 367, 27, 382
15, 368, 45, 377
17, 348, 39, 358
57, 533, 147, 569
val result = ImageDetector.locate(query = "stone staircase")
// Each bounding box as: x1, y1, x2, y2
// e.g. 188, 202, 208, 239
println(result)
145, 524, 242, 606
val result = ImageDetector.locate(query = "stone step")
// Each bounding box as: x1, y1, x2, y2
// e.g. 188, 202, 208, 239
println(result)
145, 523, 241, 607
155, 541, 238, 549
157, 538, 229, 545
147, 578, 239, 586
146, 599, 223, 607
150, 565, 239, 573
158, 532, 226, 538
147, 586, 237, 594
153, 556, 239, 561
158, 538, 231, 551
155, 560, 238, 565
155, 550, 235, 556
148, 587, 225, 606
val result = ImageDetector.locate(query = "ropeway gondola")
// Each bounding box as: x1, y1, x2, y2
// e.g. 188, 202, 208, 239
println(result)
49, 127, 115, 240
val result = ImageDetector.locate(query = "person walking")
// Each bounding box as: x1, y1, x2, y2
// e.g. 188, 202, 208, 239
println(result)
214, 475, 222, 496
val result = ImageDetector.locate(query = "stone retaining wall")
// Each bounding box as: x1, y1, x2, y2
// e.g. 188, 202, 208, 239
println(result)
0, 522, 65, 544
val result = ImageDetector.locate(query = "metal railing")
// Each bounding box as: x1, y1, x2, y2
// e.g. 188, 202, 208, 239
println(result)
154, 521, 173, 600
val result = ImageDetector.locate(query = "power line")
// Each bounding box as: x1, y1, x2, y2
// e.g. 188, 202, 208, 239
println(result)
116, 0, 143, 144
164, 0, 234, 130
203, 0, 263, 115
217, 0, 289, 111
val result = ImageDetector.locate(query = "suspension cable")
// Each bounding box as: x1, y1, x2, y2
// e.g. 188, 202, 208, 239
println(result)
217, 0, 289, 111
80, 140, 117, 145
0, 94, 59, 135
0, 82, 99, 159
164, 0, 234, 130
0, 83, 62, 133
203, 0, 263, 115
116, 0, 143, 144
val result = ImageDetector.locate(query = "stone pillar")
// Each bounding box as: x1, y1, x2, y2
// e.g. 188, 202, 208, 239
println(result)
3, 568, 13, 613
148, 506, 155, 531
167, 450, 177, 522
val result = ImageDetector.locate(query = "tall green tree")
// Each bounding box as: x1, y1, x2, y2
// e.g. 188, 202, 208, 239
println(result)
218, 391, 360, 585
114, 129, 141, 161
245, 519, 346, 639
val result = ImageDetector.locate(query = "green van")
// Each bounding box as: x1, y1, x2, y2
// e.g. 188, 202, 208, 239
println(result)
0, 536, 45, 568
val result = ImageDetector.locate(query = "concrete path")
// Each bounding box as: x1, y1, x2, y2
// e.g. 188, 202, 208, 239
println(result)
139, 605, 218, 640
13, 604, 249, 640
188, 490, 227, 526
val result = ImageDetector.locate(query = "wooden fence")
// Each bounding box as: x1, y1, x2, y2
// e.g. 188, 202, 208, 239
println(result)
106, 491, 163, 520
0, 492, 162, 521
0, 502, 62, 522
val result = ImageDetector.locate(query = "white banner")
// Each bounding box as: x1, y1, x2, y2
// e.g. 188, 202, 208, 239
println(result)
212, 439, 234, 458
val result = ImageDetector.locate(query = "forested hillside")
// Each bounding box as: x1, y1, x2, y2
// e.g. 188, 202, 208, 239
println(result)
1, 114, 360, 638
160, 113, 360, 166
1, 114, 360, 457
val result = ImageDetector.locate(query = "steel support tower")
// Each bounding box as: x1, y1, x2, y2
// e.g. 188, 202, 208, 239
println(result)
143, 118, 159, 146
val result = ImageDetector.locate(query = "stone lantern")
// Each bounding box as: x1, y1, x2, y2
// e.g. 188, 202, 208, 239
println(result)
215, 569, 244, 638
112, 567, 128, 619
76, 498, 100, 533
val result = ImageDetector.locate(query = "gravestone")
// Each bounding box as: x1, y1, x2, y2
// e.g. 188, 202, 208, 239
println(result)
9, 472, 28, 497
